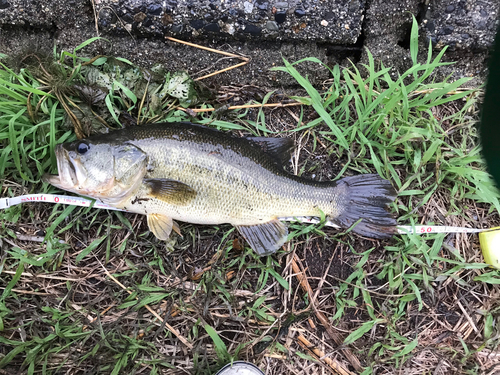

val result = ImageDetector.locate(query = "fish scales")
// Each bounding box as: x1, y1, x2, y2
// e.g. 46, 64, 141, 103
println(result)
118, 124, 340, 225
44, 122, 397, 255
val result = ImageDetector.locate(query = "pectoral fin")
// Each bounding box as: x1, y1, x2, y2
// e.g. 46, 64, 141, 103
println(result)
144, 178, 197, 205
235, 220, 288, 256
147, 214, 180, 240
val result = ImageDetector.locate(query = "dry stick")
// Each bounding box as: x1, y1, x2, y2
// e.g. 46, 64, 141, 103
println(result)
195, 61, 249, 81
82, 304, 116, 331
81, 55, 107, 67
180, 101, 303, 114
137, 79, 150, 124
98, 261, 194, 350
165, 36, 249, 81
1, 270, 80, 282
291, 255, 363, 372
297, 334, 355, 375
165, 36, 249, 61
90, 0, 99, 36
0, 287, 52, 296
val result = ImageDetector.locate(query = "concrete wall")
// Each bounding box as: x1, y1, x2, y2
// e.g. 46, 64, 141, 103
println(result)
0, 0, 498, 87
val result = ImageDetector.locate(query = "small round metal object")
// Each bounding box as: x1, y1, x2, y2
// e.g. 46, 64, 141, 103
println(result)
216, 361, 265, 375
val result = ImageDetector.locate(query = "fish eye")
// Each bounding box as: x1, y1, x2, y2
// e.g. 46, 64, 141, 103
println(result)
77, 142, 90, 155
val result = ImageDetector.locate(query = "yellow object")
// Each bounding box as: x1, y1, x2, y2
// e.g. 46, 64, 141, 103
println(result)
480, 227, 500, 269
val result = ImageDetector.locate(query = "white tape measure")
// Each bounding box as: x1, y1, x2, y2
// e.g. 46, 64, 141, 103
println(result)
0, 194, 127, 211
1, 194, 498, 267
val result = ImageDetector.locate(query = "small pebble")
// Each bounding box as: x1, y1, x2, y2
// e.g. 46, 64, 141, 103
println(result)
294, 8, 305, 17
257, 2, 268, 10
426, 20, 435, 32
190, 19, 204, 29
442, 26, 454, 35
321, 19, 328, 26
204, 22, 220, 32
147, 4, 162, 15
324, 11, 334, 20
161, 13, 173, 25
244, 1, 254, 14
132, 4, 145, 13
122, 13, 134, 23
224, 23, 235, 34
266, 20, 279, 31
275, 10, 286, 23
445, 5, 455, 13
243, 24, 261, 35
427, 35, 438, 45
134, 12, 147, 22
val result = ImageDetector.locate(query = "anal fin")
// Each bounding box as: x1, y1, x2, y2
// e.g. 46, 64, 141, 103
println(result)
147, 214, 180, 240
235, 219, 288, 256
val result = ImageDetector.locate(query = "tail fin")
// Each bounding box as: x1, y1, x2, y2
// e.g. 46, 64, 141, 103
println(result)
332, 174, 397, 239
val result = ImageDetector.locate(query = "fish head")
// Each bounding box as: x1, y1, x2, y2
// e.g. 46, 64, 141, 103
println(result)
43, 139, 148, 203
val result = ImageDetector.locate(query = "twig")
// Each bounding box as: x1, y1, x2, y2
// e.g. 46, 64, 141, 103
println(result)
0, 287, 53, 296
137, 78, 150, 124
292, 255, 363, 372
1, 270, 80, 281
178, 101, 303, 114
264, 353, 287, 359
81, 55, 107, 66
411, 88, 476, 95
297, 334, 356, 375
456, 298, 479, 334
165, 36, 249, 80
82, 304, 116, 331
13, 234, 66, 244
195, 61, 249, 81
90, 0, 99, 36
165, 37, 249, 61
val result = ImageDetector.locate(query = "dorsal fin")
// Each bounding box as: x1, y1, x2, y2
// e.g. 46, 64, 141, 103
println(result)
246, 136, 294, 166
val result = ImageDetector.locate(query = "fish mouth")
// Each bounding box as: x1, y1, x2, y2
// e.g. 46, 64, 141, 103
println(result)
42, 145, 84, 191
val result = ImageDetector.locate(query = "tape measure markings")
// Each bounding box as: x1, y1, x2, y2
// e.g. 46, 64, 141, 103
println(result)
0, 194, 488, 235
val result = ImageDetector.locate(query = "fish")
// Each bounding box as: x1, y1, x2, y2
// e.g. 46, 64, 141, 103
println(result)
43, 122, 397, 255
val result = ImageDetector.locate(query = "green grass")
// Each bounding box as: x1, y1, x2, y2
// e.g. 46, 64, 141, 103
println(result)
1, 18, 499, 375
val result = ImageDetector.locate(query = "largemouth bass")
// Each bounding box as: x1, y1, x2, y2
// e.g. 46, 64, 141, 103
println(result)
43, 122, 397, 255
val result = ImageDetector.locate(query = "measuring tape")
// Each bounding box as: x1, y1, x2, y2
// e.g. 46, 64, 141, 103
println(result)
1, 194, 499, 267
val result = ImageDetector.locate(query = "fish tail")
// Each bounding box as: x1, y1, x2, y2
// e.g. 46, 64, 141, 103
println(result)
331, 174, 397, 238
